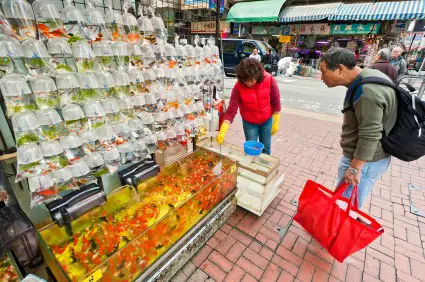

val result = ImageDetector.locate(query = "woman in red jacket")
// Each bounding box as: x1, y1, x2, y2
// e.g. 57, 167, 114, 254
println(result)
216, 58, 281, 155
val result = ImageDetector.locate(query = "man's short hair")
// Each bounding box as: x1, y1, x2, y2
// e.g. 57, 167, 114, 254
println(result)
321, 48, 356, 71
377, 48, 391, 60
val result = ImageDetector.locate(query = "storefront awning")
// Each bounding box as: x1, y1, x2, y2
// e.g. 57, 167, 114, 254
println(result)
330, 1, 425, 21
279, 3, 342, 23
226, 0, 287, 23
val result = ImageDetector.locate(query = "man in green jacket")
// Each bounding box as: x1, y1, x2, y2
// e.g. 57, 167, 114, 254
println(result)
319, 48, 398, 208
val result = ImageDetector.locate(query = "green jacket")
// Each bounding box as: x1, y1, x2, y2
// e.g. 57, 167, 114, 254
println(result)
341, 69, 398, 162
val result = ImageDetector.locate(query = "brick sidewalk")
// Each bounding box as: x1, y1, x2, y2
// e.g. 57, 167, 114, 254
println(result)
171, 110, 425, 282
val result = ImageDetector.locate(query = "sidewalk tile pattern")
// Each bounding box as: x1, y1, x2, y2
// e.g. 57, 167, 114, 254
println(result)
171, 113, 425, 282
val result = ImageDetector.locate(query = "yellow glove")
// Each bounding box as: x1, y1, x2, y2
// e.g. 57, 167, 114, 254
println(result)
271, 113, 280, 136
216, 122, 230, 144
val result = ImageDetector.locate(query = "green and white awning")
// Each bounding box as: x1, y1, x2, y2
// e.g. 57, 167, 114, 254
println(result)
226, 0, 287, 23
279, 3, 342, 23
330, 1, 425, 21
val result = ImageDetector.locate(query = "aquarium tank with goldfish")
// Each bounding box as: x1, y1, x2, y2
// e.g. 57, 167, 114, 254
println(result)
38, 149, 237, 282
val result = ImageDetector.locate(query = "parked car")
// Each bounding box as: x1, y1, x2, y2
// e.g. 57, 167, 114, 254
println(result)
220, 39, 279, 76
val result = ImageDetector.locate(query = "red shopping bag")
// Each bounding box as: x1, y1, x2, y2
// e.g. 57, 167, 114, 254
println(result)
294, 180, 384, 262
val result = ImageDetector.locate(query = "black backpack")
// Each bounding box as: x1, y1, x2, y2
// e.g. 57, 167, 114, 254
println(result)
343, 77, 425, 162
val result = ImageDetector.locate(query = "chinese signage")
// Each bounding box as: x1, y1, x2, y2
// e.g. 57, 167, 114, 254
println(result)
232, 23, 240, 35
279, 36, 291, 43
298, 23, 330, 35
252, 26, 268, 35
191, 21, 230, 34
268, 25, 298, 35
331, 23, 381, 35
182, 0, 224, 12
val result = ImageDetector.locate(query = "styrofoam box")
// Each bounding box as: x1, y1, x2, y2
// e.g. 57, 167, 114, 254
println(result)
237, 172, 284, 199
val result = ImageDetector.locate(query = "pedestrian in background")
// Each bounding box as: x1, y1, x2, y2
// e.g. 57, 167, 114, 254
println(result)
390, 47, 408, 77
369, 48, 398, 82
262, 48, 273, 73
216, 58, 281, 155
319, 48, 397, 208
249, 48, 261, 62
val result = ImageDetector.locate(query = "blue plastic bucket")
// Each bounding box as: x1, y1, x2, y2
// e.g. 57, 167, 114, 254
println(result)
243, 141, 264, 156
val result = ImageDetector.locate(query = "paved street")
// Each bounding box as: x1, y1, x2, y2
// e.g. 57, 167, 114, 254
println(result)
172, 109, 425, 282
223, 76, 346, 116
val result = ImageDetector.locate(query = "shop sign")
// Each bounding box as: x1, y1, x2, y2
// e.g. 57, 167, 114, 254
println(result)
276, 25, 298, 35
413, 20, 425, 32
299, 23, 330, 35
252, 26, 268, 35
232, 23, 240, 35
191, 21, 230, 34
331, 23, 381, 35
279, 35, 291, 43
392, 20, 407, 33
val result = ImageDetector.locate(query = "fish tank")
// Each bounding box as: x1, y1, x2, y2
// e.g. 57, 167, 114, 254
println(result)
0, 253, 21, 281
38, 148, 237, 282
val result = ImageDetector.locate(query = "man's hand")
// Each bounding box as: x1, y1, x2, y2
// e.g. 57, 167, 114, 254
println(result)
344, 168, 361, 185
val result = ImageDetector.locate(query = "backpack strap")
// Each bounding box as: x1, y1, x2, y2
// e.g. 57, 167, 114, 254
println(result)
341, 77, 398, 113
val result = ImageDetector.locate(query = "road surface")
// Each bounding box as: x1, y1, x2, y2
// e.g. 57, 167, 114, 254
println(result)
223, 76, 346, 116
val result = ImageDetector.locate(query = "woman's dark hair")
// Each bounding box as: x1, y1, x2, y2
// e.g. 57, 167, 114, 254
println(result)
236, 58, 264, 83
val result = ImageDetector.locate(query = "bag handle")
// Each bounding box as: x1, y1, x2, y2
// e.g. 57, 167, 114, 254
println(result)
331, 183, 359, 211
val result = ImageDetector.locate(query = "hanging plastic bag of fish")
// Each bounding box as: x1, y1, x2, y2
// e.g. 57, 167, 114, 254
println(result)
96, 70, 116, 98
16, 143, 45, 182
47, 38, 77, 73
128, 118, 145, 139
192, 66, 202, 86
112, 41, 130, 71
0, 9, 18, 40
75, 72, 102, 103
165, 89, 178, 111
0, 37, 28, 76
165, 110, 176, 129
165, 128, 178, 147
55, 72, 80, 107
182, 39, 195, 67
71, 41, 97, 73
92, 41, 115, 71
22, 38, 55, 76
83, 0, 109, 41
143, 93, 158, 113
118, 142, 136, 164
132, 94, 145, 114
144, 68, 159, 93
83, 101, 107, 131
154, 90, 166, 112
32, 0, 68, 40
132, 139, 148, 160
1, 0, 37, 42
62, 104, 88, 133
164, 42, 178, 69
128, 43, 143, 69
85, 152, 108, 177
61, 0, 92, 41
175, 123, 187, 144
143, 131, 157, 154
164, 68, 176, 90
102, 147, 121, 174
80, 129, 101, 154
154, 67, 166, 89
119, 97, 136, 122
96, 123, 117, 150
175, 68, 187, 87
173, 108, 185, 124
113, 70, 131, 99
208, 36, 220, 64
28, 174, 60, 207
153, 43, 166, 65
175, 35, 187, 67
37, 108, 68, 140
102, 98, 121, 123
183, 67, 196, 86
156, 130, 167, 150
140, 112, 155, 133
70, 159, 96, 186
154, 111, 167, 132
194, 35, 204, 66
60, 134, 86, 164
12, 111, 42, 146
122, 1, 140, 44
104, 0, 126, 42
128, 69, 145, 95
29, 75, 60, 110
141, 44, 155, 69
137, 6, 155, 45
40, 140, 69, 173
0, 74, 36, 117
201, 37, 212, 65
149, 7, 167, 43
51, 166, 78, 192
113, 122, 131, 144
